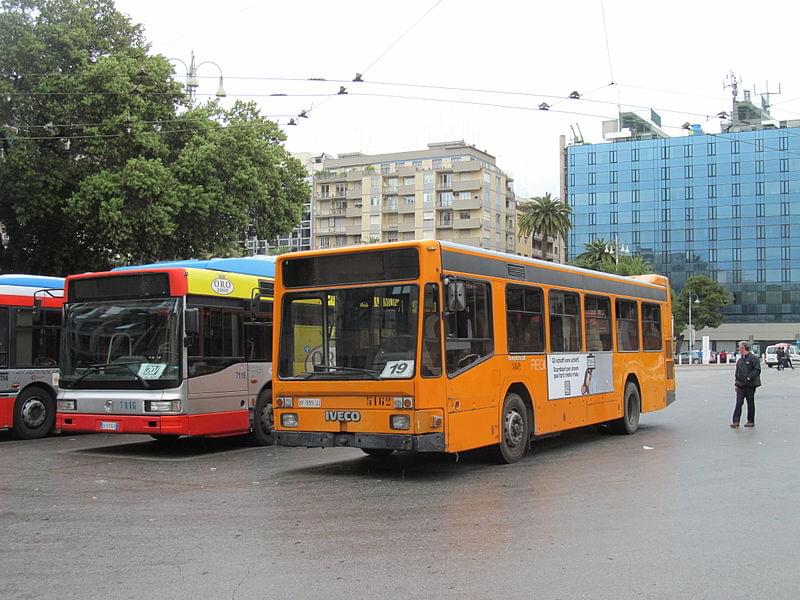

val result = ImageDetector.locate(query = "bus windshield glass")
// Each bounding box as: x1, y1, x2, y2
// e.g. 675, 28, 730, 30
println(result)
279, 285, 418, 380
60, 298, 181, 389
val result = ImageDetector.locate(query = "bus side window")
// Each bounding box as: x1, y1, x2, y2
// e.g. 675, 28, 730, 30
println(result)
421, 283, 442, 377
615, 299, 639, 352
642, 303, 662, 351
548, 290, 582, 353
445, 280, 492, 374
245, 302, 273, 362
506, 284, 544, 354
0, 307, 8, 368
584, 295, 612, 351
13, 309, 33, 367
189, 307, 244, 377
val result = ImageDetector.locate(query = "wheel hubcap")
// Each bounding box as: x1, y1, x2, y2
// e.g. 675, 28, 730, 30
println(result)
259, 402, 273, 433
627, 395, 639, 428
505, 409, 525, 448
22, 397, 47, 429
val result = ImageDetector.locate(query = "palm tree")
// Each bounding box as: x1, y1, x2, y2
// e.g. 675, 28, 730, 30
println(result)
517, 192, 572, 261
576, 238, 613, 267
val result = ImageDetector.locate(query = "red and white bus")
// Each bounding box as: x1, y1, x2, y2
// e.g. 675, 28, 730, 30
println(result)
0, 274, 64, 439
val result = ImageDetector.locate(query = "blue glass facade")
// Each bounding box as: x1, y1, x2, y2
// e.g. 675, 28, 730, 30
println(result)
566, 128, 800, 323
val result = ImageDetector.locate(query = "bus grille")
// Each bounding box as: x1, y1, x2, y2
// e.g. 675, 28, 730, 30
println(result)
507, 264, 526, 280
259, 280, 274, 297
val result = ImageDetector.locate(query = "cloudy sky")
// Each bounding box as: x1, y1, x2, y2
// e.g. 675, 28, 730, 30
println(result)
115, 0, 800, 197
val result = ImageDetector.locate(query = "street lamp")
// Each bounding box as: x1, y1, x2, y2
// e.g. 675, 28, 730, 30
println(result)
687, 293, 700, 351
169, 50, 226, 104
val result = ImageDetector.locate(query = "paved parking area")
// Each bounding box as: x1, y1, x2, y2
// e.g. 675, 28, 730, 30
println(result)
1, 365, 799, 599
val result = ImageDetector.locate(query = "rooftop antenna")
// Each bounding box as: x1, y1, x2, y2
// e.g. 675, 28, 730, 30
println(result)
723, 71, 740, 125
759, 80, 781, 114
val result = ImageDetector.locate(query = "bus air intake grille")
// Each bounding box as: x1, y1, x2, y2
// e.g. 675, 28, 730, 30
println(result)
507, 264, 526, 280
258, 280, 275, 296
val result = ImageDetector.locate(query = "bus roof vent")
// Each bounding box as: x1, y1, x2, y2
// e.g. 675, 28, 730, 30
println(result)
258, 280, 275, 297
507, 263, 526, 280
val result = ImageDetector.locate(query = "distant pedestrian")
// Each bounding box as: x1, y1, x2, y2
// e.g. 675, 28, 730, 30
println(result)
777, 346, 785, 371
731, 341, 761, 428
719, 349, 727, 364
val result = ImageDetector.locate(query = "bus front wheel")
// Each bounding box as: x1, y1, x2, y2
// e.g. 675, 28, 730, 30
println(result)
491, 392, 529, 464
11, 387, 55, 440
610, 382, 641, 435
250, 389, 273, 446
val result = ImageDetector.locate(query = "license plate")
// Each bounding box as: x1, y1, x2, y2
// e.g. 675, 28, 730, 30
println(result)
298, 398, 321, 408
99, 421, 119, 431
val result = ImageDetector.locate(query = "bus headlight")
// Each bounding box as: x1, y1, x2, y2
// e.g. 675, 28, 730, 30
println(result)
281, 413, 299, 428
57, 400, 76, 411
390, 414, 410, 430
393, 397, 414, 409
145, 400, 181, 412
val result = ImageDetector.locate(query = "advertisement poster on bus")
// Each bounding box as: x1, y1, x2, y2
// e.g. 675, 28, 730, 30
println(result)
547, 352, 613, 400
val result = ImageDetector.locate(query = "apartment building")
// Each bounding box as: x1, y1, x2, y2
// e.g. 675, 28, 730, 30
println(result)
312, 141, 518, 253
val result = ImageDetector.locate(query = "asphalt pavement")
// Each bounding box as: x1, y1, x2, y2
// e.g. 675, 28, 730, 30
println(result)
1, 365, 799, 600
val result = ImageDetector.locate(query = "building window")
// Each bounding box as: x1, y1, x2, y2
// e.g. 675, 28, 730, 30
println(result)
685, 186, 694, 200
708, 184, 717, 198
684, 145, 692, 158
631, 230, 640, 244
780, 136, 789, 151
588, 172, 596, 185
589, 213, 596, 225
732, 183, 740, 197
756, 181, 765, 196
757, 247, 765, 261
781, 201, 790, 216
782, 224, 790, 238
732, 226, 741, 240
685, 207, 694, 220
732, 161, 740, 175
732, 204, 740, 219
569, 153, 575, 166
588, 152, 596, 165
755, 160, 764, 174
632, 210, 640, 223
662, 207, 670, 222
708, 206, 717, 219
589, 192, 596, 205
661, 166, 669, 180
731, 140, 740, 154
610, 170, 618, 184
662, 229, 670, 243
661, 187, 670, 201
781, 180, 789, 194
755, 139, 764, 152
757, 269, 766, 282
684, 165, 693, 178
756, 203, 765, 217
661, 146, 669, 160
686, 228, 694, 242
632, 189, 640, 203
609, 150, 617, 164
708, 163, 717, 177
709, 227, 717, 241
756, 225, 765, 239
782, 246, 791, 260
631, 148, 639, 162
709, 248, 717, 262
569, 173, 575, 186
632, 169, 640, 182
610, 211, 618, 224
781, 268, 790, 283
732, 247, 741, 261
707, 142, 716, 156
610, 191, 618, 204
732, 270, 742, 283
780, 158, 789, 172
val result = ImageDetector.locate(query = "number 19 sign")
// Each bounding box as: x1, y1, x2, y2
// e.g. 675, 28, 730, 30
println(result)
380, 360, 414, 379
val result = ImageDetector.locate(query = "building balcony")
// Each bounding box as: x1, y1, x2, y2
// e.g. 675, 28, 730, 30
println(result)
436, 180, 453, 190
454, 218, 482, 230
345, 224, 362, 236
383, 205, 399, 213
453, 159, 481, 173
346, 188, 362, 200
398, 184, 416, 195
316, 171, 347, 181
437, 221, 453, 229
346, 206, 363, 218
452, 179, 482, 192
454, 196, 482, 210
398, 221, 416, 233
398, 203, 416, 214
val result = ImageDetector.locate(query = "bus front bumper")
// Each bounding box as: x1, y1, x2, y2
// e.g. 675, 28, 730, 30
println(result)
273, 431, 445, 452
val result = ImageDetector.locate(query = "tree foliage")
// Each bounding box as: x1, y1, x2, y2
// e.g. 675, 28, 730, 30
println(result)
673, 275, 733, 333
517, 192, 571, 261
0, 0, 307, 274
572, 238, 652, 276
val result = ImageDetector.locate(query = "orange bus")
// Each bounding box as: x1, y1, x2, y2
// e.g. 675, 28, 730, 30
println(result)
272, 241, 675, 463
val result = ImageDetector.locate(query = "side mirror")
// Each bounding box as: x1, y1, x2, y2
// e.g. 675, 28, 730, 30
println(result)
250, 290, 261, 317
445, 280, 466, 312
185, 308, 199, 336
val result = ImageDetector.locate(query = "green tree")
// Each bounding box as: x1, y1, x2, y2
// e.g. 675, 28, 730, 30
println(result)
0, 0, 307, 274
575, 238, 613, 268
517, 192, 571, 261
573, 252, 653, 276
673, 275, 733, 346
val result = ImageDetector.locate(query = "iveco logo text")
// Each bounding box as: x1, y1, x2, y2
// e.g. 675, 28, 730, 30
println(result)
211, 277, 234, 295
324, 410, 361, 422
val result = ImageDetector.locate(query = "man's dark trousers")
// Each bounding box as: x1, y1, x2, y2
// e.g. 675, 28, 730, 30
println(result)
733, 385, 755, 424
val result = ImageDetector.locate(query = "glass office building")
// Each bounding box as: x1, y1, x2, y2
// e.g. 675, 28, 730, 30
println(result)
566, 126, 800, 327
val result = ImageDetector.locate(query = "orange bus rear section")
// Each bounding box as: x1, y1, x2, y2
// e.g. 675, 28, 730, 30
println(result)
272, 240, 675, 460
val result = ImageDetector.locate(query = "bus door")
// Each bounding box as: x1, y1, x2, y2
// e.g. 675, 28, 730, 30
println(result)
442, 279, 498, 452
244, 300, 272, 398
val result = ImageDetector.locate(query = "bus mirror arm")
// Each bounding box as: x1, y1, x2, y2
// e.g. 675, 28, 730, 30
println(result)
250, 289, 261, 317
444, 279, 467, 313
185, 308, 199, 337
32, 298, 42, 323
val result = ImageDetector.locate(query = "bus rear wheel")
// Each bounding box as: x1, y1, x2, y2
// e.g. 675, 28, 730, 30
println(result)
11, 387, 55, 440
610, 382, 641, 435
250, 388, 273, 446
491, 392, 529, 464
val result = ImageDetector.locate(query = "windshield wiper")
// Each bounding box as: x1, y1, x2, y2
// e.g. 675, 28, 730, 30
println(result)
66, 361, 150, 389
299, 365, 382, 380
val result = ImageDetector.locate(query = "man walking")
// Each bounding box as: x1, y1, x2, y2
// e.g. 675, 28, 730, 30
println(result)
732, 340, 761, 428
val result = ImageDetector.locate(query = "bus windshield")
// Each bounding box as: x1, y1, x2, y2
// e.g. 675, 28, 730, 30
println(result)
279, 285, 418, 380
60, 298, 181, 389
